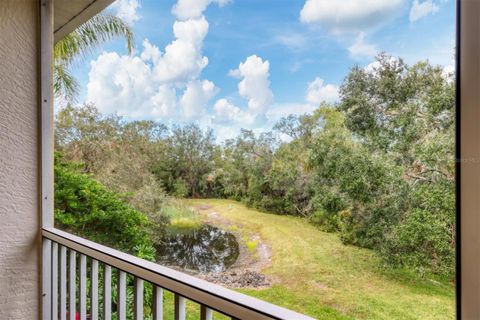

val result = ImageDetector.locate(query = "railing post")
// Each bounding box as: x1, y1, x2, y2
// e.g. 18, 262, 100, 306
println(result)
91, 260, 99, 320
40, 0, 54, 318
134, 277, 144, 320
42, 239, 52, 320
117, 271, 127, 320
104, 265, 112, 320
152, 286, 163, 320
52, 242, 59, 320
200, 305, 213, 320
69, 250, 76, 320
60, 246, 67, 320
174, 294, 186, 320
79, 255, 87, 320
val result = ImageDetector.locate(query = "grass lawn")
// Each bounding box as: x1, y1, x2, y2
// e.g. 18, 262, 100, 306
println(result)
184, 199, 455, 320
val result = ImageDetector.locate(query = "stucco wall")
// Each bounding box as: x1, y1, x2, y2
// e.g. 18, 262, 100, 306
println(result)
0, 0, 40, 318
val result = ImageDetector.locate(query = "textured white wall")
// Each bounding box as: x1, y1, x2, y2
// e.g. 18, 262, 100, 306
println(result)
0, 0, 40, 318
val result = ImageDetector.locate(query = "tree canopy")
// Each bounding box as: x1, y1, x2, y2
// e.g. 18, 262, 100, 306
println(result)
55, 54, 455, 277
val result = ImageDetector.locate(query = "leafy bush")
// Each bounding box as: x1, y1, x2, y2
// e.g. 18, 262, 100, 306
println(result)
382, 181, 455, 277
54, 153, 155, 257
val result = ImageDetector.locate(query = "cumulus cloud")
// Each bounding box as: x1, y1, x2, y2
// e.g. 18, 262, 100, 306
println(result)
145, 17, 210, 83
299, 0, 405, 33
409, 0, 440, 22
305, 77, 339, 105
87, 51, 162, 118
87, 41, 218, 121
87, 0, 224, 121
111, 0, 141, 25
180, 80, 218, 119
172, 0, 231, 20
229, 55, 274, 114
213, 98, 256, 124
348, 32, 377, 59
87, 23, 216, 121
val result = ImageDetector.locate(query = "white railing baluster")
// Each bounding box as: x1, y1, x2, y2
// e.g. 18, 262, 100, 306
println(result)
42, 239, 52, 320
43, 228, 316, 320
60, 245, 67, 320
104, 265, 112, 320
91, 259, 99, 320
134, 277, 144, 320
69, 250, 76, 320
117, 271, 127, 320
174, 294, 186, 320
79, 254, 87, 320
153, 286, 163, 320
201, 305, 213, 320
52, 242, 59, 320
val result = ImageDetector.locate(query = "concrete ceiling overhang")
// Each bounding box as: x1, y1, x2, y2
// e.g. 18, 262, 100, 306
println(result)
54, 0, 115, 43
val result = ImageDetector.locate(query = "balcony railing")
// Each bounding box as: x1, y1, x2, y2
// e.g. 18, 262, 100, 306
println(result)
42, 227, 315, 320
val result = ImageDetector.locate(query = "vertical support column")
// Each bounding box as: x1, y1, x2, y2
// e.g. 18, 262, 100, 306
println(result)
40, 0, 54, 228
459, 0, 480, 319
40, 0, 54, 318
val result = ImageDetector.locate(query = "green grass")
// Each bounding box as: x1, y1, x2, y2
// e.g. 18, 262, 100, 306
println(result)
161, 201, 202, 233
187, 199, 455, 320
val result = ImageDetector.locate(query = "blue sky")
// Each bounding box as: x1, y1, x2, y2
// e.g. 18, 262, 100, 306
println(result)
71, 0, 455, 140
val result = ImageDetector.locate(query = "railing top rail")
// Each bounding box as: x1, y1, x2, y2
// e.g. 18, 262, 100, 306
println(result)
42, 227, 316, 320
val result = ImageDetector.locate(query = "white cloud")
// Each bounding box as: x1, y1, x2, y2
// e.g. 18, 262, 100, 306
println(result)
229, 55, 274, 114
213, 98, 242, 122
409, 0, 440, 22
87, 1, 222, 121
299, 0, 405, 33
87, 51, 157, 118
180, 80, 218, 119
172, 0, 231, 20
149, 17, 210, 83
213, 98, 256, 124
305, 77, 339, 105
348, 32, 377, 59
111, 0, 141, 25
151, 86, 178, 119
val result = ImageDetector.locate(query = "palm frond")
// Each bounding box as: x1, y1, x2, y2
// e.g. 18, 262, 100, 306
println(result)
54, 62, 79, 101
55, 12, 134, 65
54, 12, 134, 101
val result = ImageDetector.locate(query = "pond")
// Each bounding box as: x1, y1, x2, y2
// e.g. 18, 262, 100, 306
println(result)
156, 225, 240, 273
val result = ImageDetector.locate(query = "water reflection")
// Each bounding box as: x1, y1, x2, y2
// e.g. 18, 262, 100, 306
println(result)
156, 225, 240, 273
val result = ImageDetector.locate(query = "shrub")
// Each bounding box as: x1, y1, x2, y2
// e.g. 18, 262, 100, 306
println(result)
54, 153, 154, 257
